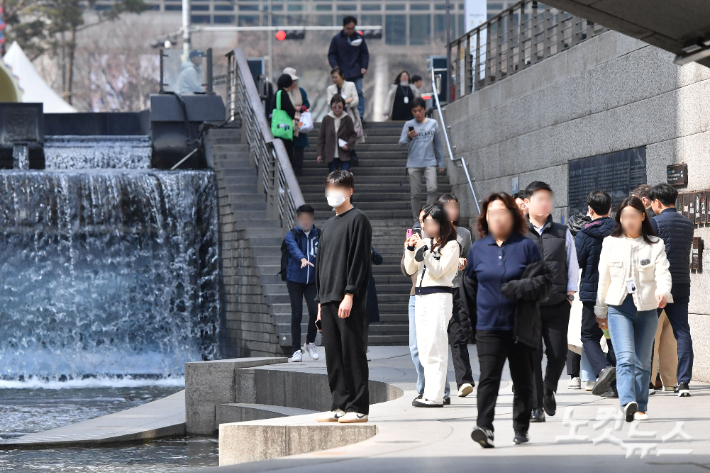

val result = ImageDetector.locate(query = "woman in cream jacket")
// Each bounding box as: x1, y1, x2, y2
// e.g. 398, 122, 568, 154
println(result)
326, 67, 364, 144
595, 196, 672, 422
404, 204, 459, 407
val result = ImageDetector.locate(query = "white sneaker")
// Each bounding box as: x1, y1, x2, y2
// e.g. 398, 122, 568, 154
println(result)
458, 383, 474, 397
305, 343, 319, 360
634, 412, 649, 421
338, 412, 369, 423
290, 350, 302, 362
585, 381, 595, 391
316, 409, 345, 422
567, 377, 582, 390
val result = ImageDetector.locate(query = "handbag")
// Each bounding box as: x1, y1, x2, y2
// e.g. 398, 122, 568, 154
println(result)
270, 90, 293, 140
352, 113, 364, 139
298, 110, 314, 134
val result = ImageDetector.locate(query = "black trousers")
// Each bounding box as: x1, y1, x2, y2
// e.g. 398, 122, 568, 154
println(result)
286, 281, 318, 352
321, 300, 370, 414
476, 330, 535, 432
533, 300, 570, 408
566, 350, 581, 377
581, 301, 616, 377
448, 290, 474, 388
283, 139, 294, 164
292, 146, 305, 176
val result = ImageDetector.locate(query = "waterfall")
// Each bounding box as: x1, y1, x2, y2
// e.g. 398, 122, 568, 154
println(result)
0, 168, 220, 380
43, 136, 152, 170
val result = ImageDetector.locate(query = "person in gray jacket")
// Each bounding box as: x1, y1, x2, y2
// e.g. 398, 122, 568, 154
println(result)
399, 97, 445, 222
178, 50, 205, 95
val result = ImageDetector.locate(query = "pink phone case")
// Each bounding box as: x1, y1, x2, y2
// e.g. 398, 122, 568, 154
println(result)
406, 228, 413, 239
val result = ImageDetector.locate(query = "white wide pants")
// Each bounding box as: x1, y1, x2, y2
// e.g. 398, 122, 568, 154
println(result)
415, 292, 453, 403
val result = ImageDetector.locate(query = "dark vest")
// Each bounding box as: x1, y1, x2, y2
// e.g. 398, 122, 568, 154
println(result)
526, 215, 568, 306
653, 208, 693, 302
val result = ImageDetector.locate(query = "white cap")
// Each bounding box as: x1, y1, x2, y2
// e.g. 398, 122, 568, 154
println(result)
283, 67, 299, 81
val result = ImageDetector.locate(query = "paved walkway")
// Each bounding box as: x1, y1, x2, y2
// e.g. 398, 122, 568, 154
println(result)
200, 346, 710, 473
0, 390, 185, 447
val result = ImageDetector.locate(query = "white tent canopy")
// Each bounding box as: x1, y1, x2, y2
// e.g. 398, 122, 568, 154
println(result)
3, 41, 77, 113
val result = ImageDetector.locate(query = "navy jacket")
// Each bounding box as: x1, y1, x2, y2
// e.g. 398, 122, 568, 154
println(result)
293, 87, 311, 149
575, 216, 615, 302
651, 208, 693, 302
366, 248, 383, 324
328, 30, 370, 80
284, 226, 320, 284
460, 233, 542, 332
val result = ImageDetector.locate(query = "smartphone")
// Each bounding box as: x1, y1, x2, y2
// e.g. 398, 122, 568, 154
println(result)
315, 319, 322, 332
406, 228, 413, 239
413, 228, 422, 237
408, 126, 415, 132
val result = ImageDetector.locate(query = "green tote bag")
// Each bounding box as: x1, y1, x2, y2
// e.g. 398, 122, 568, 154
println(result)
271, 90, 293, 141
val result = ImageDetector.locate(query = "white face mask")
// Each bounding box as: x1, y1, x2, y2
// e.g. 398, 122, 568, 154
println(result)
326, 191, 347, 208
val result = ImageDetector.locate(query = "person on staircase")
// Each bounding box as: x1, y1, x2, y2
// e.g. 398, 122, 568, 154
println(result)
283, 204, 320, 363
283, 67, 310, 177
327, 15, 369, 120
317, 94, 357, 173
271, 73, 297, 163
327, 66, 364, 144
399, 97, 445, 224
384, 70, 419, 121
437, 193, 475, 397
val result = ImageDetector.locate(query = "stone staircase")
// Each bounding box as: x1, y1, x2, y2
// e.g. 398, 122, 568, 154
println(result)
300, 121, 451, 346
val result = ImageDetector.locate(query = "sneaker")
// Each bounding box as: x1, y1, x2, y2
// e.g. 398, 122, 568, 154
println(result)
338, 412, 368, 423
412, 398, 444, 408
601, 387, 619, 399
290, 350, 302, 362
649, 382, 656, 395
585, 381, 595, 391
676, 382, 690, 397
634, 412, 649, 421
443, 396, 451, 405
513, 431, 529, 445
305, 343, 319, 360
592, 366, 616, 396
567, 377, 581, 390
412, 394, 423, 406
530, 408, 546, 423
471, 426, 494, 448
317, 409, 345, 422
543, 390, 556, 416
623, 402, 638, 422
458, 383, 474, 397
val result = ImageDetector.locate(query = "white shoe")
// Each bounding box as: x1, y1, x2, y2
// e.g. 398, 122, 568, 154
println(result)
567, 377, 581, 390
458, 383, 474, 397
585, 381, 595, 391
634, 412, 649, 421
305, 343, 319, 360
338, 412, 369, 423
290, 350, 302, 362
317, 409, 346, 422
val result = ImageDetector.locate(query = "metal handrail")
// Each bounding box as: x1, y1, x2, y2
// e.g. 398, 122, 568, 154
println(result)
430, 68, 480, 214
226, 48, 305, 231
449, 0, 606, 100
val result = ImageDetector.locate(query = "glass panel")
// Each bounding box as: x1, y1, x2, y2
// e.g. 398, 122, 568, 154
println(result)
316, 14, 334, 25
192, 4, 209, 11
239, 4, 259, 10
434, 14, 446, 42
411, 4, 430, 11
191, 14, 210, 23
385, 4, 405, 10
315, 4, 332, 10
238, 15, 259, 25
288, 4, 303, 10
409, 15, 430, 45
361, 14, 383, 26
214, 14, 235, 23
362, 4, 381, 10
214, 4, 234, 11
385, 14, 406, 45
337, 4, 357, 10
165, 5, 181, 11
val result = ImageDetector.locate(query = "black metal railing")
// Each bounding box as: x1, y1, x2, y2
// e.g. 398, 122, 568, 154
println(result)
226, 49, 304, 231
449, 1, 606, 100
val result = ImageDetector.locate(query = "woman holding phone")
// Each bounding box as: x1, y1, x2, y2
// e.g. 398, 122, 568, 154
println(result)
595, 196, 672, 422
404, 205, 459, 407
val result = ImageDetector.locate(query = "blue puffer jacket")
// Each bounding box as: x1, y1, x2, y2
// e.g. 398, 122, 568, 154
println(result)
328, 30, 370, 80
575, 216, 616, 302
651, 208, 693, 302
285, 226, 319, 284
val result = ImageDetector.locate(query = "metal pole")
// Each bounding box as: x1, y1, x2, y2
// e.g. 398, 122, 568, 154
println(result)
182, 0, 191, 60
267, 0, 273, 81
445, 0, 452, 103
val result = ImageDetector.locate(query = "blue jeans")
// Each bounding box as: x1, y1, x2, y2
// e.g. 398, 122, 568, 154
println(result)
328, 158, 351, 173
608, 295, 658, 412
352, 77, 365, 119
660, 302, 693, 384
408, 295, 450, 398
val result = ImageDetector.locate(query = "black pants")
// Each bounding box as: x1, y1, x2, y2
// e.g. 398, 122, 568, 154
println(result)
581, 301, 616, 377
566, 350, 581, 377
286, 281, 318, 352
321, 300, 370, 414
283, 139, 294, 164
533, 300, 570, 409
292, 146, 305, 176
448, 290, 474, 388
476, 330, 535, 432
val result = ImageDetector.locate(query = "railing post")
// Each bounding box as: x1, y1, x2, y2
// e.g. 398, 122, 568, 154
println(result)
464, 34, 472, 96
519, 2, 527, 70
530, 2, 539, 65
484, 23, 492, 86
495, 16, 503, 82
507, 9, 514, 76
474, 29, 481, 91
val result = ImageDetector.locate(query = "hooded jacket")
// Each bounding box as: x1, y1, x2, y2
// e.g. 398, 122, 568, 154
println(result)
284, 225, 320, 284
178, 62, 205, 95
575, 216, 616, 302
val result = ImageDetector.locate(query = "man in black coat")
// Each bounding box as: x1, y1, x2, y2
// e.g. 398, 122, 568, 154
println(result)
327, 15, 369, 119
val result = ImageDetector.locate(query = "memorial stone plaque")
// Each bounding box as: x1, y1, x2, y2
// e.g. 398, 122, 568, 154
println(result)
683, 194, 690, 219
701, 192, 707, 224
568, 147, 647, 216
696, 193, 702, 225
689, 194, 696, 222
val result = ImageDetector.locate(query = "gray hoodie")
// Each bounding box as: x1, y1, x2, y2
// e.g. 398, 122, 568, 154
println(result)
398, 118, 445, 169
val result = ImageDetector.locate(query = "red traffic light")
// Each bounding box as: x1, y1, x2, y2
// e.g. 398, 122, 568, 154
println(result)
276, 30, 287, 41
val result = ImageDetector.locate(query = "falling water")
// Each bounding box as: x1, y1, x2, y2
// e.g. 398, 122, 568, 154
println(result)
43, 136, 152, 170
0, 167, 220, 380
12, 144, 29, 170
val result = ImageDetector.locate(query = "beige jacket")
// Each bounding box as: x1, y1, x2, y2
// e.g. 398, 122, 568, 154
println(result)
595, 235, 673, 318
404, 239, 459, 291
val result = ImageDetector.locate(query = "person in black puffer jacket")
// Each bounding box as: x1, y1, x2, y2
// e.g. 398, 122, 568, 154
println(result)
575, 191, 617, 394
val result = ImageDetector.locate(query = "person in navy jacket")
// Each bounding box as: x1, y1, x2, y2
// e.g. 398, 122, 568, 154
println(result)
284, 205, 321, 362
327, 15, 369, 119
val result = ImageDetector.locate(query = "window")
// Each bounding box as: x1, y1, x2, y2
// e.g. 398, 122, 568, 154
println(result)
411, 4, 430, 11
385, 14, 406, 45
316, 14, 334, 25
214, 4, 234, 11
385, 4, 405, 10
192, 4, 209, 11
239, 15, 259, 25
337, 4, 356, 10
435, 4, 447, 10
457, 14, 464, 36
239, 4, 259, 10
165, 4, 181, 11
361, 14, 382, 26
191, 14, 210, 23
362, 4, 380, 10
288, 4, 302, 10
315, 4, 332, 10
214, 14, 235, 23
271, 4, 284, 11
434, 14, 446, 41
409, 15, 430, 45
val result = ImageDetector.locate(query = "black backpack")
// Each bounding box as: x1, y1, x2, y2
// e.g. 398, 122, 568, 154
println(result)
279, 229, 302, 281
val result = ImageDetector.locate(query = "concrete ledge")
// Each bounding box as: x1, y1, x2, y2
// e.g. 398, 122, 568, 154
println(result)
217, 403, 315, 424
219, 421, 377, 466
